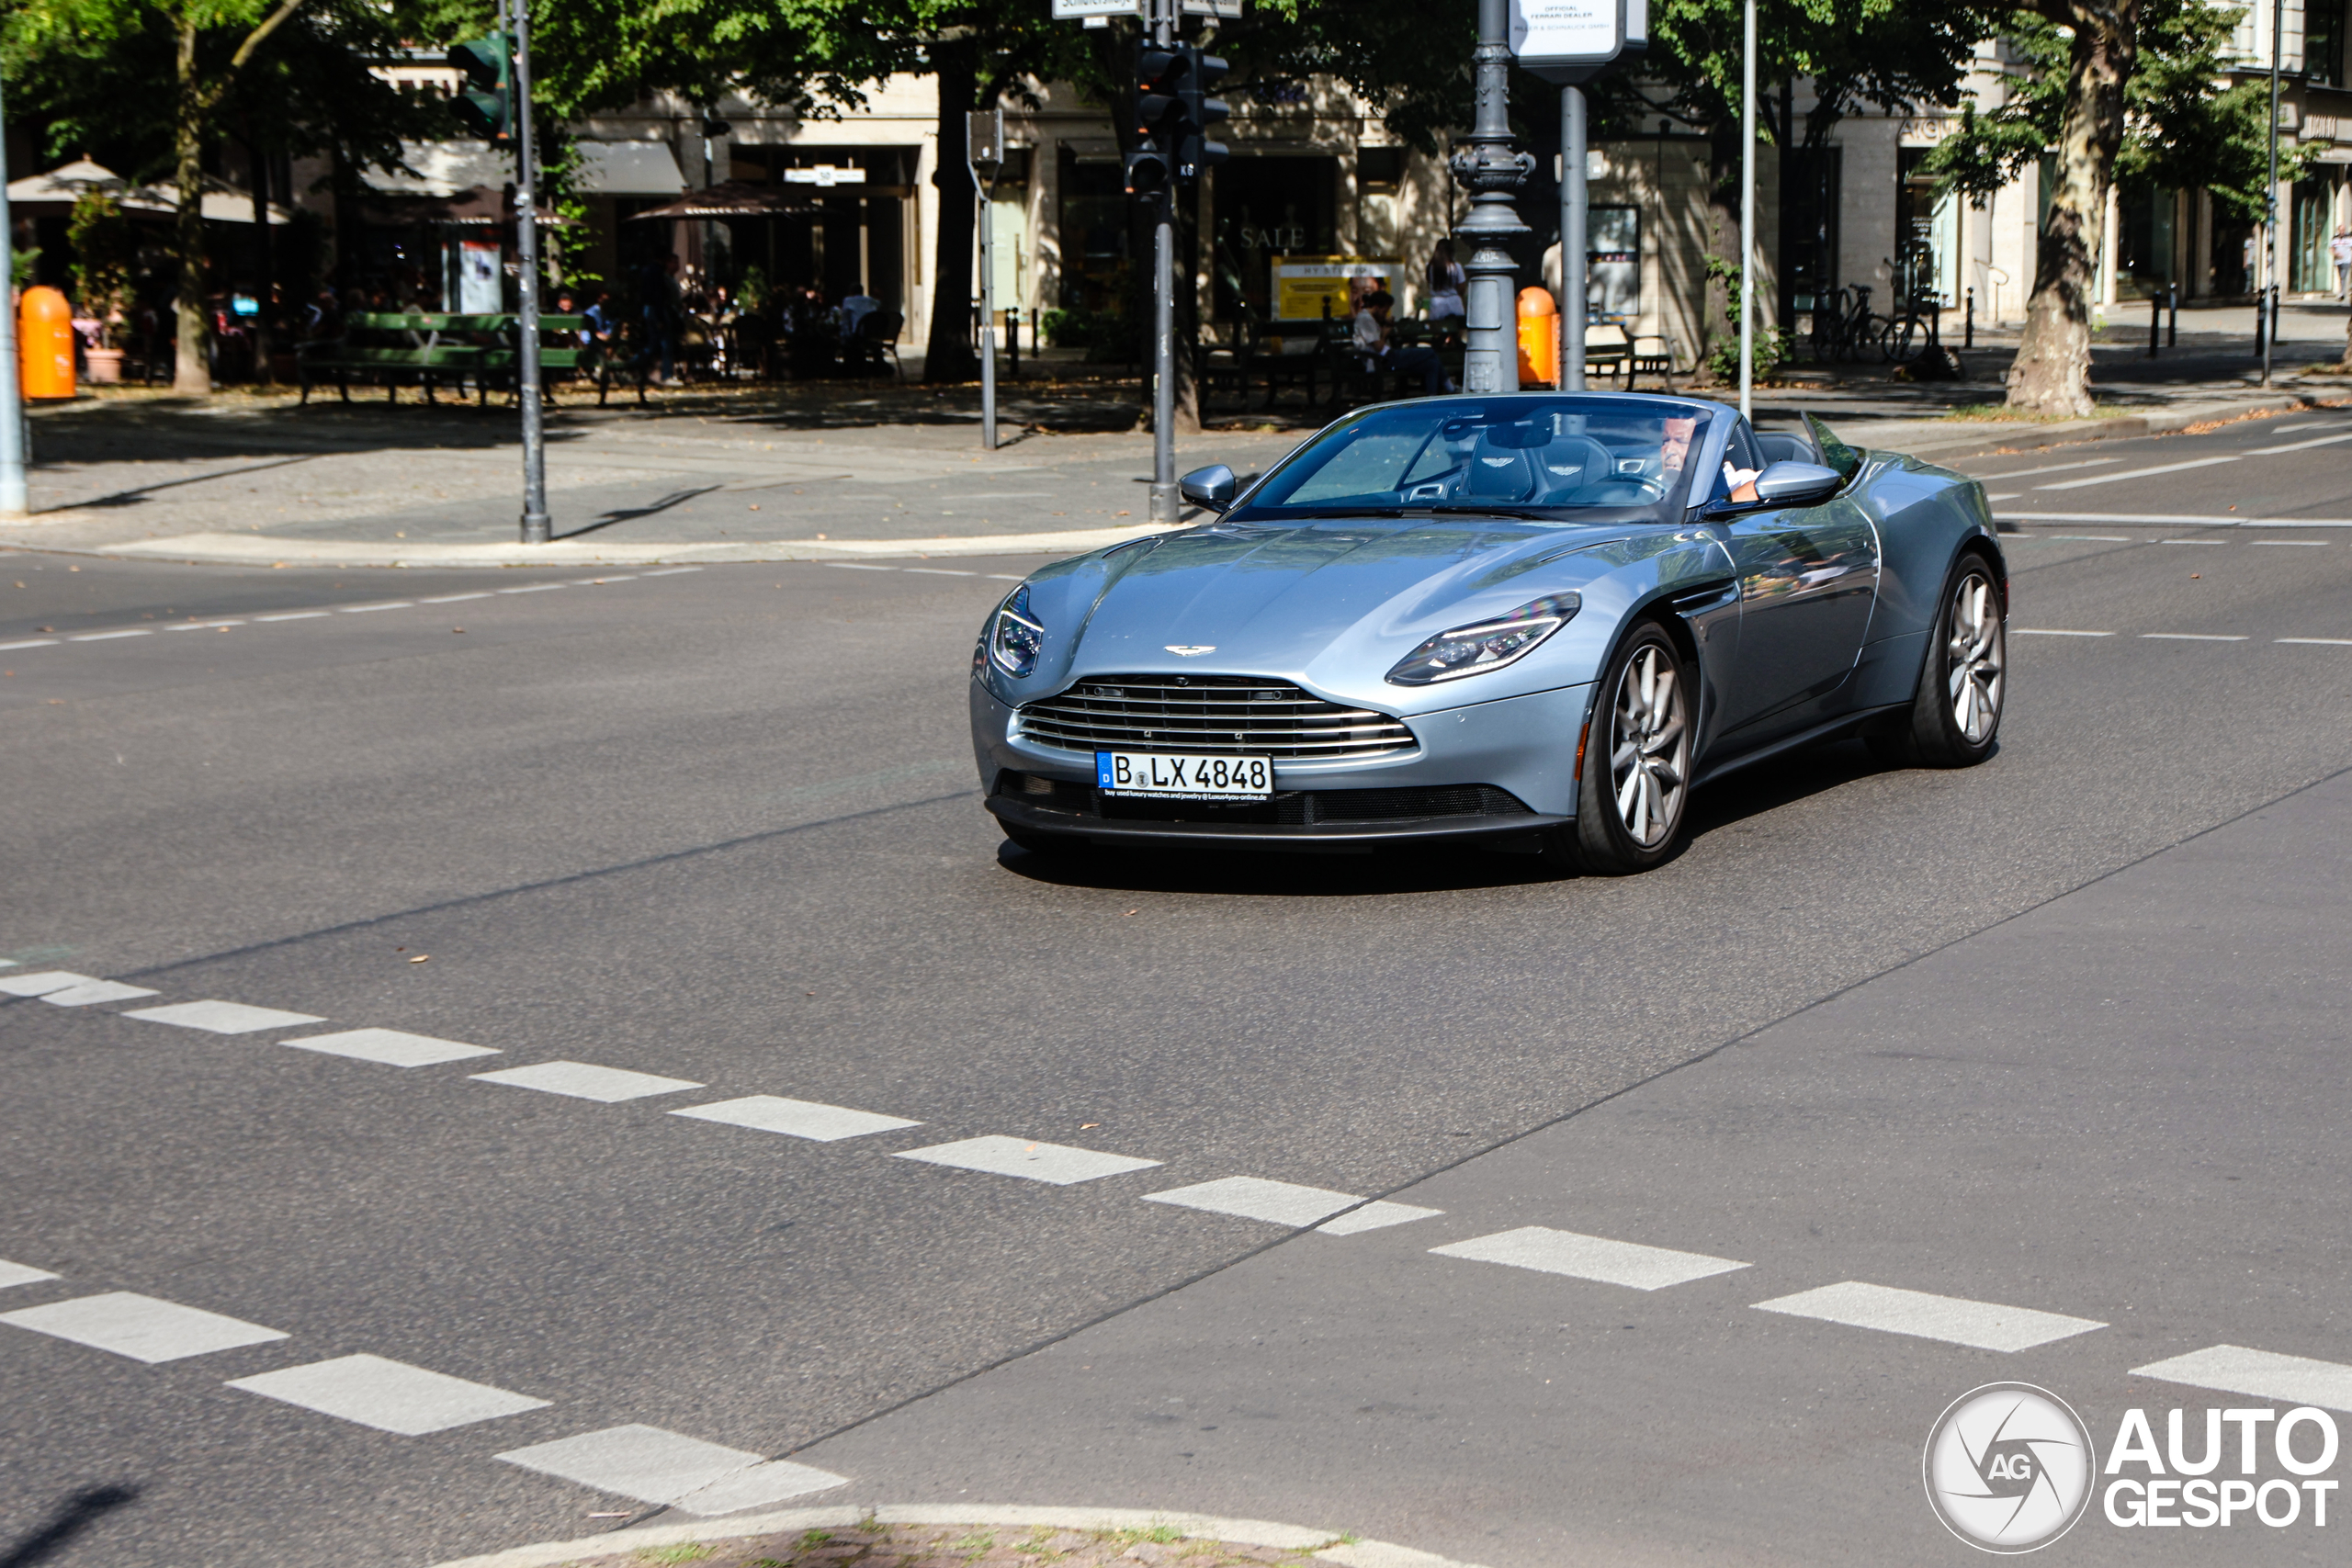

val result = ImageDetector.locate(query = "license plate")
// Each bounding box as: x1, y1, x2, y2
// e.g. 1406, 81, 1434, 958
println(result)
1096, 750, 1272, 800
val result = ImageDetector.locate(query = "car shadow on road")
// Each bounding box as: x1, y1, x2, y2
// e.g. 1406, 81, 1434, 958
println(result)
0, 1484, 137, 1568
997, 738, 1923, 897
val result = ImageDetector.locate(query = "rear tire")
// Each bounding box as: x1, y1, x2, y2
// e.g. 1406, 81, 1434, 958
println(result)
1544, 622, 1693, 874
1870, 549, 2006, 769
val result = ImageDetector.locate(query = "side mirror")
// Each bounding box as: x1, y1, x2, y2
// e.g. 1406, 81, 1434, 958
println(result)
1751, 459, 1843, 506
1179, 463, 1237, 513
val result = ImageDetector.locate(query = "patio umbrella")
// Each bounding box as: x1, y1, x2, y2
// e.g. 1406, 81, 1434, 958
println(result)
624, 181, 824, 220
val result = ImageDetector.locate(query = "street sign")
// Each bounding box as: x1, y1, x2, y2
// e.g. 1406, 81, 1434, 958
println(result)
1052, 0, 1242, 17
782, 164, 865, 187
1508, 0, 1645, 83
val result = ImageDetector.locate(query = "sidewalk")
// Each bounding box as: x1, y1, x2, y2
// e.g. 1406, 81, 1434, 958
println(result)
0, 316, 2343, 569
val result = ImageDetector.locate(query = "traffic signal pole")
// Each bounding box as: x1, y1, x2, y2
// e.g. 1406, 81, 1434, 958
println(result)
1148, 0, 1178, 525
0, 73, 28, 517
513, 0, 549, 545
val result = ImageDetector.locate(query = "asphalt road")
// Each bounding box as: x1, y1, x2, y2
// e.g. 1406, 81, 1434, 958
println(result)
1, 411, 2348, 1568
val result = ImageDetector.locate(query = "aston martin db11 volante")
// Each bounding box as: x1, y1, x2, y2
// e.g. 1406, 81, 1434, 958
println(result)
968, 392, 2006, 873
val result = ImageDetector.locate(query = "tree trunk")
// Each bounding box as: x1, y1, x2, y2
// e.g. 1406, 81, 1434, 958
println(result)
2006, 0, 2139, 417
1702, 116, 1743, 378
923, 40, 979, 384
173, 20, 212, 395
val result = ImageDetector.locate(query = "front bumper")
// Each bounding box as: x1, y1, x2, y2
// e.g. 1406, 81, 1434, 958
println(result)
970, 677, 1593, 851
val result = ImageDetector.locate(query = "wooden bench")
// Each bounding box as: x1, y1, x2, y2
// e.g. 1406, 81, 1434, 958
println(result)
298, 312, 603, 405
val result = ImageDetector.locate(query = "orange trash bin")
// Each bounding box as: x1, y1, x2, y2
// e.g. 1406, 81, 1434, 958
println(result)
1516, 285, 1559, 389
20, 286, 76, 399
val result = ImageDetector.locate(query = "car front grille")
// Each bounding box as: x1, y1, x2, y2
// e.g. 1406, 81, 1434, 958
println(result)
1015, 675, 1417, 762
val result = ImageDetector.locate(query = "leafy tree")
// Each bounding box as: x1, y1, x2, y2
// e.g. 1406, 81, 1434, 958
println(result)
1925, 1, 2295, 413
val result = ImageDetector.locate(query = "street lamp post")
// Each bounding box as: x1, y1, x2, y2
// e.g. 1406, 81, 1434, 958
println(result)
0, 73, 26, 517
1738, 0, 1757, 421
513, 0, 549, 544
1453, 0, 1532, 394
2263, 0, 2282, 389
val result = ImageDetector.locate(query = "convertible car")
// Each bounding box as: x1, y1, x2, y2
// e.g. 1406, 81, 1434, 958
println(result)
968, 392, 2005, 874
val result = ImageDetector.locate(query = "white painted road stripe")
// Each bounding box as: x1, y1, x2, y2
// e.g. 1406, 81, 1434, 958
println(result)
125, 999, 327, 1033
338, 602, 413, 613
0, 971, 101, 997
254, 611, 331, 621
2052, 535, 2130, 542
0, 1260, 60, 1290
1994, 513, 2352, 527
2245, 430, 2352, 455
495, 1424, 845, 1511
669, 1094, 920, 1141
2143, 632, 2248, 641
0, 1292, 288, 1362
497, 584, 564, 593
68, 629, 152, 640
421, 592, 492, 604
2012, 628, 2113, 637
903, 567, 978, 576
2035, 457, 2239, 491
2159, 539, 2229, 546
2278, 637, 2352, 645
2254, 539, 2331, 546
2133, 1346, 2352, 1413
1317, 1201, 1445, 1235
469, 1061, 703, 1102
1145, 1176, 1362, 1228
228, 1353, 550, 1434
1974, 457, 2120, 480
894, 1134, 1162, 1186
0, 638, 58, 649
39, 980, 159, 1007
1752, 1280, 2106, 1352
282, 1028, 501, 1067
164, 619, 244, 631
825, 562, 897, 571
639, 566, 703, 576
1430, 1226, 1749, 1291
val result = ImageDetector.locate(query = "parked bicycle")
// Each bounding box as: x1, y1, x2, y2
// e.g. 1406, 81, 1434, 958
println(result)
1810, 285, 1877, 364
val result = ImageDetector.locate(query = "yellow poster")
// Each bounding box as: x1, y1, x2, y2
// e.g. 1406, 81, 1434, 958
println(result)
1272, 255, 1402, 321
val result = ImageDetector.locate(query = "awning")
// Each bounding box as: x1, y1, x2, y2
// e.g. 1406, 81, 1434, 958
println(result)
366, 143, 516, 199
5, 158, 294, 223
576, 141, 684, 197
624, 181, 822, 220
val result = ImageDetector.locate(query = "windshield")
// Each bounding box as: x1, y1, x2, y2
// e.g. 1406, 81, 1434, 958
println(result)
1232, 396, 1716, 522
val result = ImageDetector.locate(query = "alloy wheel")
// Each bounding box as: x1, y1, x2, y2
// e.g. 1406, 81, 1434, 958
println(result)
1609, 642, 1689, 848
1946, 569, 2005, 744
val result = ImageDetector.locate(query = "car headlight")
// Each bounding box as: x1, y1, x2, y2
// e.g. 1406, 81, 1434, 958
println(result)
1385, 592, 1580, 685
984, 584, 1045, 678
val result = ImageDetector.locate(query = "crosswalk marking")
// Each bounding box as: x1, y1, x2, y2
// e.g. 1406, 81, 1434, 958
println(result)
1430, 1226, 1749, 1291
894, 1134, 1161, 1186
1751, 1280, 2106, 1352
669, 1094, 920, 1141
1317, 1201, 1444, 1235
0, 1260, 59, 1290
227, 1353, 549, 1434
124, 999, 327, 1033
2132, 1345, 2352, 1413
281, 1028, 501, 1067
495, 1424, 845, 1512
469, 1061, 703, 1103
0, 971, 101, 997
0, 1291, 288, 1362
1145, 1176, 1363, 1228
40, 980, 159, 1007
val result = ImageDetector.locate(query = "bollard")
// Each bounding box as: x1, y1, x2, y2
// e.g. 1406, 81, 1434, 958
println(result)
1005, 307, 1018, 379
1964, 288, 1974, 350
2149, 290, 2161, 357
18, 286, 74, 399
1516, 286, 1559, 389
2167, 283, 2178, 346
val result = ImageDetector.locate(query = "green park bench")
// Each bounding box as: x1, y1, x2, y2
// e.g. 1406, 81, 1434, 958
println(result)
298, 312, 606, 406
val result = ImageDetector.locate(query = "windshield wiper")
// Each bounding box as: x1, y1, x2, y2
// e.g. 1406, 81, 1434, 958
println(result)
1417, 505, 1567, 521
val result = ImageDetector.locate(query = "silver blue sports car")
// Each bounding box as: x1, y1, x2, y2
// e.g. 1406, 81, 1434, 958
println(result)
968, 391, 2006, 873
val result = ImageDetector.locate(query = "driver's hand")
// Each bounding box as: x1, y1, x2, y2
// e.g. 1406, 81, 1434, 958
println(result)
1724, 461, 1762, 502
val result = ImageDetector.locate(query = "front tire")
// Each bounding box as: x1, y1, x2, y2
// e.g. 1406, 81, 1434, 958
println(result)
1870, 550, 2006, 768
1550, 622, 1693, 874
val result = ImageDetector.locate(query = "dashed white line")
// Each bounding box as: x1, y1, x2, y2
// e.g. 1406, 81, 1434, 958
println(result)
68, 629, 151, 641
2143, 632, 2249, 641
2012, 628, 2114, 637
2134, 1346, 2352, 1412
1753, 1280, 2106, 1352
0, 1260, 59, 1290
894, 1134, 1161, 1186
0, 971, 101, 996
281, 1028, 501, 1067
824, 562, 897, 572
2159, 539, 2228, 547
254, 611, 331, 622
986, 573, 1026, 581
1145, 1176, 1363, 1228
2035, 456, 2239, 491
124, 999, 327, 1033
0, 637, 58, 649
495, 1424, 845, 1513
1984, 492, 2021, 502
1317, 1201, 1445, 1235
1430, 1226, 1749, 1292
904, 568, 978, 576
338, 602, 414, 613
469, 1060, 703, 1102
669, 1095, 920, 1142
0, 1291, 288, 1362
40, 980, 159, 1007
1973, 457, 2121, 480
497, 583, 564, 594
2253, 539, 2329, 547
639, 566, 704, 576
2278, 637, 2352, 646
164, 619, 244, 631
2245, 430, 2352, 455
421, 592, 493, 604
2051, 536, 2130, 542
228, 1353, 549, 1434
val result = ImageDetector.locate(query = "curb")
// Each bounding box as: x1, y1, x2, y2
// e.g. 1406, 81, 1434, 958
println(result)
426, 1504, 1489, 1568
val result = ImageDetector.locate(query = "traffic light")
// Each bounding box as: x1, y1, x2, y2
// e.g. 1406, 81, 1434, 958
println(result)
1129, 44, 1185, 199
447, 35, 513, 144
1174, 47, 1229, 180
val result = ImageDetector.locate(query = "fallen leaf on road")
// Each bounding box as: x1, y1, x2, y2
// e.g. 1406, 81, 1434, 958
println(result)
1124, 908, 1138, 916
452, 627, 466, 633
1081, 1123, 1100, 1130
408, 954, 430, 964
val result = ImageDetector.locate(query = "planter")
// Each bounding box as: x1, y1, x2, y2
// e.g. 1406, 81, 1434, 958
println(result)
85, 347, 124, 385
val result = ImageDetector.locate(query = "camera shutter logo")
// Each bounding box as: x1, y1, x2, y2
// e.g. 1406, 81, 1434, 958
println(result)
1923, 1382, 2097, 1552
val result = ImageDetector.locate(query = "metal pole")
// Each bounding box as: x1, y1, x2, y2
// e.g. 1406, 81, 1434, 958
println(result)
1148, 0, 1177, 522
2264, 0, 2281, 388
0, 73, 27, 517
514, 0, 549, 543
977, 162, 997, 451
1560, 85, 1587, 390
1453, 0, 1529, 393
1738, 0, 1756, 422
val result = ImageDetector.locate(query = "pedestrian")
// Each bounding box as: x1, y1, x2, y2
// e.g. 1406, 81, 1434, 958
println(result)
642, 254, 684, 383
2332, 226, 2352, 302
1351, 289, 1451, 395
1424, 240, 1465, 322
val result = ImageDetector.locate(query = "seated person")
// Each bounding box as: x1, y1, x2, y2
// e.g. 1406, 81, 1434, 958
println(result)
1351, 290, 1453, 396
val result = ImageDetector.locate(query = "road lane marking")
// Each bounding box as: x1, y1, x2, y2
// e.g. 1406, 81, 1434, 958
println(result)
2278, 637, 2352, 645
338, 602, 413, 613
639, 566, 703, 576
39, 980, 159, 1007
1973, 457, 2121, 480
496, 584, 564, 593
1317, 1201, 1445, 1235
495, 1425, 846, 1512
228, 1353, 550, 1435
164, 619, 244, 631
0, 970, 102, 997
669, 1094, 920, 1142
1984, 492, 2020, 501
254, 611, 331, 621
2143, 633, 2249, 641
68, 629, 152, 640
2034, 457, 2239, 491
420, 592, 492, 604
2160, 539, 2228, 546
1752, 1280, 2105, 1352
1994, 512, 2352, 526
281, 1028, 501, 1068
2012, 628, 2114, 637
2133, 1346, 2352, 1413
1145, 1176, 1363, 1228
0, 1261, 59, 1290
894, 1134, 1162, 1186
124, 999, 327, 1033
2245, 430, 2352, 455
469, 1061, 703, 1102
0, 1292, 288, 1362
2253, 539, 2330, 546
0, 638, 58, 649
904, 567, 978, 576
1429, 1226, 1749, 1291
2052, 536, 2130, 542
824, 562, 898, 571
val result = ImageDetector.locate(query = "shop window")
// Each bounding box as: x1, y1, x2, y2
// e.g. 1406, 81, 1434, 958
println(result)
1895, 146, 1955, 305
2310, 0, 2346, 86
1589, 206, 1639, 320
1779, 146, 1840, 320
1212, 155, 1337, 321
2291, 179, 2335, 292
1358, 147, 1406, 191
2117, 184, 2176, 297
1057, 151, 1134, 313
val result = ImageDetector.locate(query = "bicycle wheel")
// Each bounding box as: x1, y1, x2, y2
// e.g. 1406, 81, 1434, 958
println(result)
1883, 313, 1925, 365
